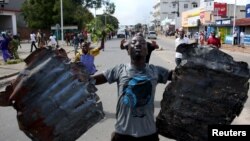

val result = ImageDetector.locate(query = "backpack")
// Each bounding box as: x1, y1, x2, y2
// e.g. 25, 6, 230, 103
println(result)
121, 75, 152, 108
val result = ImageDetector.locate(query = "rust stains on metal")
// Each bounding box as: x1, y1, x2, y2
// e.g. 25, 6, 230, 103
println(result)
1, 48, 104, 141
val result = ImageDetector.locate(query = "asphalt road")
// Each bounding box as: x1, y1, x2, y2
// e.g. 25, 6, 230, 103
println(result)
0, 36, 249, 141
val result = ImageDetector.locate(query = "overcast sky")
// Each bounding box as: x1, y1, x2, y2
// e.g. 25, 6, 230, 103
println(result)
90, 0, 248, 25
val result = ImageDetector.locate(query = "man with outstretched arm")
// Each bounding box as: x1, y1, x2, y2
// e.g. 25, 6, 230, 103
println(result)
92, 34, 172, 141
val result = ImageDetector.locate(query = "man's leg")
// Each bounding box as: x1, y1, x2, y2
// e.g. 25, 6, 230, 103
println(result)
30, 42, 34, 52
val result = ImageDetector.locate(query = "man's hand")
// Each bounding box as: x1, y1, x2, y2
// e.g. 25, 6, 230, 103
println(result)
151, 40, 159, 49
120, 39, 127, 49
121, 39, 126, 45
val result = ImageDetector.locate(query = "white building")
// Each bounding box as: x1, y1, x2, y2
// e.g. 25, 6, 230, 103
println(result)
152, 0, 200, 31
0, 0, 25, 35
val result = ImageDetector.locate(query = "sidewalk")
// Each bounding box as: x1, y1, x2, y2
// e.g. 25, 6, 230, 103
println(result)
0, 42, 75, 81
0, 40, 103, 81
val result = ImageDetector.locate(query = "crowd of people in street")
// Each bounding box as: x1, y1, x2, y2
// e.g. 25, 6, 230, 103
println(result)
1, 25, 250, 141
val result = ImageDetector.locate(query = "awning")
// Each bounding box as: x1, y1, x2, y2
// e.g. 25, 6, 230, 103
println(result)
235, 18, 250, 26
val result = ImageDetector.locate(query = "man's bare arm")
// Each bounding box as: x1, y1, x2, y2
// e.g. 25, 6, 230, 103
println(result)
91, 73, 108, 85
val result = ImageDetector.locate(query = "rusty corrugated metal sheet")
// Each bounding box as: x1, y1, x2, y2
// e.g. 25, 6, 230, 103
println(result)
1, 48, 104, 141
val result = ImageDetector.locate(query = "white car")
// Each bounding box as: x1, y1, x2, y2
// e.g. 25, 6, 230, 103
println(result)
148, 31, 157, 39
117, 30, 126, 38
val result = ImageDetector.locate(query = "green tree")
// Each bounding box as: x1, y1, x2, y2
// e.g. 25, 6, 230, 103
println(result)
73, 0, 103, 9
98, 14, 119, 29
21, 0, 101, 29
21, 0, 57, 29
53, 0, 93, 29
103, 1, 115, 15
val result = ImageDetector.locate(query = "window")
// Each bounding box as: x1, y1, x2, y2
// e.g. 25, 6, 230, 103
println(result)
173, 3, 176, 8
192, 2, 198, 8
184, 4, 188, 8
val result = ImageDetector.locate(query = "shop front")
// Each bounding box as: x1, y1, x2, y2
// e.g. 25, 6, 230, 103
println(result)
214, 19, 232, 44
182, 8, 203, 34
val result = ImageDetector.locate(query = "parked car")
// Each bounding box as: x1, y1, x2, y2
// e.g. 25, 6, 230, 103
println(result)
117, 30, 126, 38
148, 31, 157, 39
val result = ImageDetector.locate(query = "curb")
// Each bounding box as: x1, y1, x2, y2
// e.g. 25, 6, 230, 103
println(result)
0, 72, 19, 80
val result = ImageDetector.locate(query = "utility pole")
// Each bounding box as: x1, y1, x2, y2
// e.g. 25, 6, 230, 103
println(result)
177, 0, 180, 17
60, 0, 64, 42
232, 0, 237, 45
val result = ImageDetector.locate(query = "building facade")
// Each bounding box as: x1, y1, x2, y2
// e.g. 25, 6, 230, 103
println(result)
152, 0, 200, 32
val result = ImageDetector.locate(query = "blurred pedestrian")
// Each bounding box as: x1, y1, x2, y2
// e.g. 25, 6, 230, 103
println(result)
194, 32, 199, 44
175, 27, 189, 66
48, 33, 57, 48
30, 31, 37, 52
0, 33, 12, 62
37, 29, 42, 47
199, 31, 205, 46
207, 31, 221, 49
10, 35, 20, 59
233, 30, 238, 46
17, 32, 22, 48
239, 31, 245, 48
72, 34, 80, 55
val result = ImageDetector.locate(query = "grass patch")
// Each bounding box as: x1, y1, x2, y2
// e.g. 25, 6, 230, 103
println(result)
6, 59, 24, 64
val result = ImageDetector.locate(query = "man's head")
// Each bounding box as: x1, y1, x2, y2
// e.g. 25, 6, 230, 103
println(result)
178, 27, 185, 39
81, 42, 91, 54
210, 31, 215, 37
128, 35, 148, 61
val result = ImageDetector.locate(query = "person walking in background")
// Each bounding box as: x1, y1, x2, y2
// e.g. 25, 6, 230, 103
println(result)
10, 35, 20, 59
37, 29, 42, 47
72, 34, 80, 55
17, 32, 22, 48
194, 32, 199, 44
239, 31, 245, 48
30, 31, 37, 52
48, 33, 57, 48
92, 34, 172, 141
233, 30, 238, 46
175, 27, 189, 66
199, 31, 205, 46
0, 33, 12, 62
207, 31, 221, 49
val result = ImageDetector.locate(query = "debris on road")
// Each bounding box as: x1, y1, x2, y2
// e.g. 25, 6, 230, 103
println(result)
156, 44, 250, 141
0, 48, 104, 141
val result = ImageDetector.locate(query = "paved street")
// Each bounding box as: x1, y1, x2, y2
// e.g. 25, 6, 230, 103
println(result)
0, 36, 250, 141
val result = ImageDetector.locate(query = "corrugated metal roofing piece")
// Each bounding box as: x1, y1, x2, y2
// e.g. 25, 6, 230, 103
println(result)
1, 48, 104, 141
